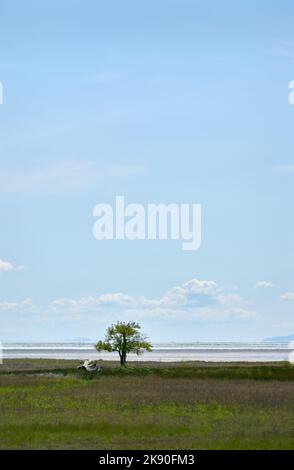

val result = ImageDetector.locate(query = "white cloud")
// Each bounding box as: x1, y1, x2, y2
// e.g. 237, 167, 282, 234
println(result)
0, 298, 33, 311
0, 259, 24, 272
255, 281, 273, 288
0, 160, 148, 195
274, 165, 294, 174
50, 278, 256, 321
281, 292, 294, 301
0, 278, 257, 323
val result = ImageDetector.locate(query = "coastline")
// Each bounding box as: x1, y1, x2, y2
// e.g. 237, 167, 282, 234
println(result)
2, 341, 293, 362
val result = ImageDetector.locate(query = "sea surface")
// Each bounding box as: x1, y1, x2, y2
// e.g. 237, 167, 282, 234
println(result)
2, 341, 294, 362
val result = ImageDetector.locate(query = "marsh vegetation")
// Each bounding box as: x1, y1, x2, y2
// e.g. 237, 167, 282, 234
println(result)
1, 359, 294, 449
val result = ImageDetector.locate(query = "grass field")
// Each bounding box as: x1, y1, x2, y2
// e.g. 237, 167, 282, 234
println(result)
1, 359, 294, 449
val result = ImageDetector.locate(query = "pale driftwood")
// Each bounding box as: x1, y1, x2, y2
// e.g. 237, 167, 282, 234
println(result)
77, 360, 101, 372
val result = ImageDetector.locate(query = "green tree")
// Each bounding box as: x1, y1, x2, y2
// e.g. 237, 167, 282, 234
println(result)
95, 321, 152, 366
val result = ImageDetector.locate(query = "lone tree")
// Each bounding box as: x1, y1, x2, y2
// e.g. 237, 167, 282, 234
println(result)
95, 321, 152, 366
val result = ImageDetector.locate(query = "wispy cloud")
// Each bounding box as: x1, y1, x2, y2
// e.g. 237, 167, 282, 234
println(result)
255, 281, 273, 288
274, 164, 294, 174
0, 278, 256, 322
0, 298, 33, 311
281, 292, 294, 301
0, 160, 148, 195
0, 259, 24, 272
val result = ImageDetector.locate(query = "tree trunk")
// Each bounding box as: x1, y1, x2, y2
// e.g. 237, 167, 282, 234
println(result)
118, 351, 123, 366
120, 350, 126, 366
121, 334, 127, 366
119, 350, 126, 366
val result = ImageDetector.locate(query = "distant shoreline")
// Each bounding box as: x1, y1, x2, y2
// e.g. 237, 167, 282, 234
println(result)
2, 341, 293, 362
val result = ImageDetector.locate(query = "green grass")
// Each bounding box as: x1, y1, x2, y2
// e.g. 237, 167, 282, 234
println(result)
1, 359, 294, 449
2, 359, 294, 380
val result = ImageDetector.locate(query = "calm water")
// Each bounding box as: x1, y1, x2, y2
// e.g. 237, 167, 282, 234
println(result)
2, 342, 294, 362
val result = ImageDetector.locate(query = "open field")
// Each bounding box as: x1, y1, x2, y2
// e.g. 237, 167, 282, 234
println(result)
0, 359, 294, 449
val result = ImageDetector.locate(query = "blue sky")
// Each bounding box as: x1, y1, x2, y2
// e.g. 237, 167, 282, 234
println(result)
0, 0, 294, 342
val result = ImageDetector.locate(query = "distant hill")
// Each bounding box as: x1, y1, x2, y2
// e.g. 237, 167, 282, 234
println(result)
264, 334, 294, 342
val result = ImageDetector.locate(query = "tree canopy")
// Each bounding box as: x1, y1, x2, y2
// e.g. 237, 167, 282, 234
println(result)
95, 321, 152, 366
